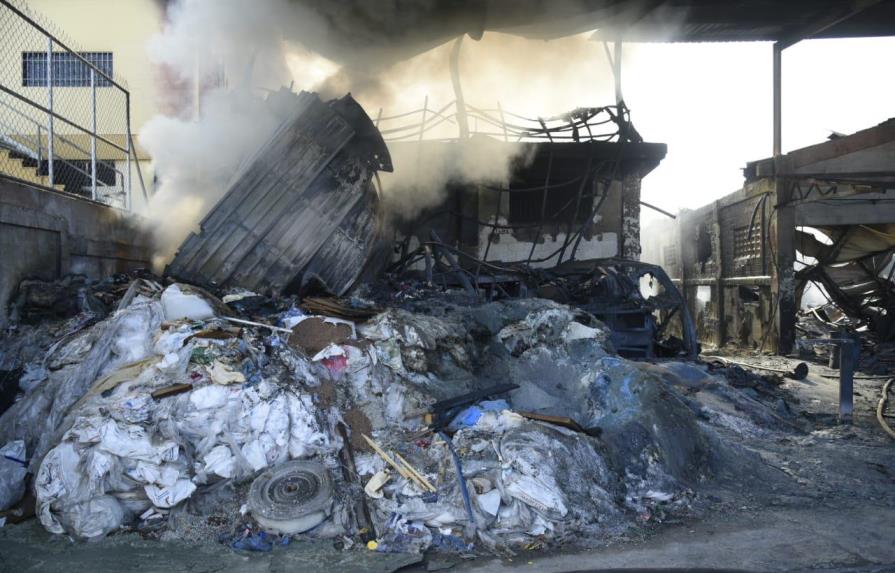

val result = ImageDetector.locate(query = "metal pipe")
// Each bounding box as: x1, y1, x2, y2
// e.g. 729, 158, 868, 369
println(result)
449, 36, 469, 139
438, 431, 476, 534
125, 91, 132, 210
639, 199, 676, 219
46, 37, 54, 187
128, 130, 150, 201
418, 94, 428, 141
90, 69, 97, 200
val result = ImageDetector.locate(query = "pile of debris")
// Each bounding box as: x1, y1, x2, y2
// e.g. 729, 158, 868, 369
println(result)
0, 268, 815, 558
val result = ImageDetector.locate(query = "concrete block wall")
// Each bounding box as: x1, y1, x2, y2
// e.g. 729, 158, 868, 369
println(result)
0, 177, 153, 327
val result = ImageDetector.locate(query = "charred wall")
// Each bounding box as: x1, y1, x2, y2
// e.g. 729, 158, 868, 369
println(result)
393, 140, 664, 269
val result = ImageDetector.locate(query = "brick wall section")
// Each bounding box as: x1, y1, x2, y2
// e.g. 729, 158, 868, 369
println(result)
621, 175, 641, 260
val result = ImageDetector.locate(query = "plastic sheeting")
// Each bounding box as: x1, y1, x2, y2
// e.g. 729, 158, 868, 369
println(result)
0, 296, 164, 473
0, 440, 27, 510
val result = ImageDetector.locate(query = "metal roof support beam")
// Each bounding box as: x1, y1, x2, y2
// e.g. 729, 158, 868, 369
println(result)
773, 1, 881, 158
776, 0, 883, 50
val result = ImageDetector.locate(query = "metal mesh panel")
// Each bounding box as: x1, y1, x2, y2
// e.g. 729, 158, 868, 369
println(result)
720, 195, 767, 277
0, 0, 132, 209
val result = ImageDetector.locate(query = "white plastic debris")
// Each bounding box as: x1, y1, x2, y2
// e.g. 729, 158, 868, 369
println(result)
18, 363, 48, 393
126, 461, 179, 487
145, 479, 197, 508
57, 495, 125, 540
563, 321, 603, 341
203, 445, 236, 478
477, 489, 502, 516
0, 441, 26, 464
207, 361, 246, 385
0, 298, 163, 475
222, 290, 257, 304
160, 284, 215, 321
189, 385, 231, 409
311, 343, 347, 362
96, 421, 179, 464
503, 473, 568, 518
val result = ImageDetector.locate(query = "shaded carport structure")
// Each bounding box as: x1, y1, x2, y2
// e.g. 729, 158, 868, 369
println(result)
291, 0, 895, 354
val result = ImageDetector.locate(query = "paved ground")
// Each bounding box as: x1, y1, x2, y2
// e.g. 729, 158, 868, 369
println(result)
444, 506, 895, 572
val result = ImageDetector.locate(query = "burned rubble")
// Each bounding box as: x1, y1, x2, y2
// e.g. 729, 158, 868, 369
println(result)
0, 88, 893, 572
0, 267, 810, 551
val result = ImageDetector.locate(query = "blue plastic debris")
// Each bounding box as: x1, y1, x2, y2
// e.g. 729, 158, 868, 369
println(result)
226, 530, 290, 552
431, 531, 474, 553
230, 531, 273, 552
448, 399, 509, 430
278, 307, 306, 328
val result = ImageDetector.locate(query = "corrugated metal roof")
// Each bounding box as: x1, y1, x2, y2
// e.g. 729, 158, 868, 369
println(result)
285, 0, 895, 65
166, 90, 392, 296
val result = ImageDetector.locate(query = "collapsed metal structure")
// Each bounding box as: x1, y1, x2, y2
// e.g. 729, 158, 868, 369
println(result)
166, 90, 393, 296
643, 119, 895, 352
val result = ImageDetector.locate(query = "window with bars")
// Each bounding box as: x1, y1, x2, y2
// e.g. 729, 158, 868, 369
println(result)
22, 52, 113, 87
663, 244, 678, 267
733, 225, 762, 259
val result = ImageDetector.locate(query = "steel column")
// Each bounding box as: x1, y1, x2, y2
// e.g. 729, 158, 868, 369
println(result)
772, 43, 782, 157
838, 339, 858, 423
449, 36, 469, 139
614, 40, 623, 105
774, 177, 797, 355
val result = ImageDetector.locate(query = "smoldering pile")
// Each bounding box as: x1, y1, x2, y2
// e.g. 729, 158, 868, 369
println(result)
0, 270, 809, 556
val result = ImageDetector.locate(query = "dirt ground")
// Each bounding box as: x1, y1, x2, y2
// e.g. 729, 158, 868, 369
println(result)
1, 355, 892, 573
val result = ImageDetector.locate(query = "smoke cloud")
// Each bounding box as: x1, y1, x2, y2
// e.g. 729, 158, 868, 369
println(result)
140, 0, 623, 267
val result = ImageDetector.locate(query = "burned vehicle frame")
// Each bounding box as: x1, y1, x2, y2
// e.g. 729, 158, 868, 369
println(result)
541, 258, 699, 360
389, 246, 698, 360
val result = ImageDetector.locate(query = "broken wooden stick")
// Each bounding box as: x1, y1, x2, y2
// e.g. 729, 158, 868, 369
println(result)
362, 434, 435, 492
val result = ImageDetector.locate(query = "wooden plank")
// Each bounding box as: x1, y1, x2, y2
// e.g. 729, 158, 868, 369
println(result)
151, 383, 193, 400
517, 411, 588, 434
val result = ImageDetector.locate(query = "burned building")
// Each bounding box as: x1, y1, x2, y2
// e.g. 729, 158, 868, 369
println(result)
382, 105, 665, 268
643, 118, 895, 353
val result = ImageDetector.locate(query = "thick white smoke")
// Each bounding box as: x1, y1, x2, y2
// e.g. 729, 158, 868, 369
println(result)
140, 0, 622, 266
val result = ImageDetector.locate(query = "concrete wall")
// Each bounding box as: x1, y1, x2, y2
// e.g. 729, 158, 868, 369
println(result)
0, 176, 153, 326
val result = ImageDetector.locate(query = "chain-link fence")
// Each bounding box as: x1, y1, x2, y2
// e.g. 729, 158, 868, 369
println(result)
0, 0, 134, 209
